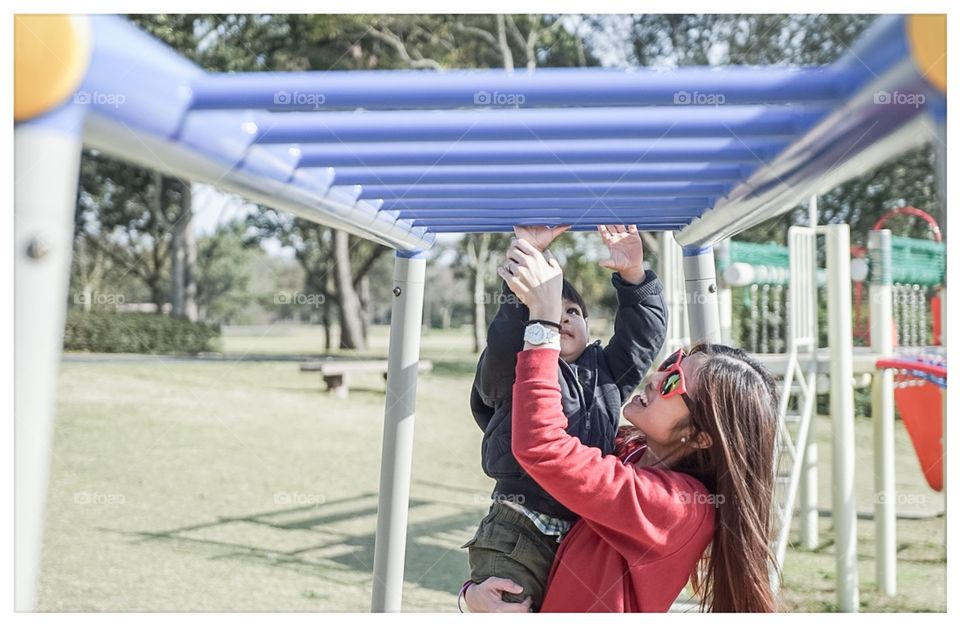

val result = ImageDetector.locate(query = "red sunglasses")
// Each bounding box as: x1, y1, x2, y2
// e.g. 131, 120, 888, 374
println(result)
657, 348, 696, 412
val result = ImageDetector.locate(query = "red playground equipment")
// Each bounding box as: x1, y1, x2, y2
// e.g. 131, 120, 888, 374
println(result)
875, 356, 946, 491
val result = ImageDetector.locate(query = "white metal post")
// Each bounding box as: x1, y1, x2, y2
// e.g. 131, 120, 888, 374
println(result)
714, 239, 733, 344
657, 232, 690, 362
15, 116, 84, 610
868, 229, 896, 596
681, 244, 722, 344
800, 196, 819, 549
933, 118, 946, 499
823, 224, 859, 612
371, 250, 427, 612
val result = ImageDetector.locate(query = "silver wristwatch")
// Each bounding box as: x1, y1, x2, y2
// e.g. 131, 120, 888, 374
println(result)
524, 322, 561, 348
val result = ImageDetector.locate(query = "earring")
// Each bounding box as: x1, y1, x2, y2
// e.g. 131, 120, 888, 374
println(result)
680, 437, 688, 444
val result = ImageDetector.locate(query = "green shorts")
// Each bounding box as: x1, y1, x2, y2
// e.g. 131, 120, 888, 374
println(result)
461, 502, 562, 611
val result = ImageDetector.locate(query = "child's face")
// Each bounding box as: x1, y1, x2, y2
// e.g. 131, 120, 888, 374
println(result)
559, 298, 588, 363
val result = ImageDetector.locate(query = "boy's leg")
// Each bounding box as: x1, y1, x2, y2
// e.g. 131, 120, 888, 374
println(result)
461, 502, 560, 611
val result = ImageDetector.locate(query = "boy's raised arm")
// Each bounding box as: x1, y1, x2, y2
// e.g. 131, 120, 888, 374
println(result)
472, 226, 570, 407
596, 225, 668, 403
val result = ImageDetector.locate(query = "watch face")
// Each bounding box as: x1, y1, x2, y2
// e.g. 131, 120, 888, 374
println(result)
526, 324, 545, 344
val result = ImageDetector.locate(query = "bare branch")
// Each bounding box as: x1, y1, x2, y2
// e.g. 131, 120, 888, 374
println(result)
496, 15, 514, 71
453, 22, 497, 47
504, 14, 528, 54
367, 25, 444, 71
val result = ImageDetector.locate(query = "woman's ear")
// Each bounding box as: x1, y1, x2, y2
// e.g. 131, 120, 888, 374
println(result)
681, 429, 711, 450
690, 431, 712, 450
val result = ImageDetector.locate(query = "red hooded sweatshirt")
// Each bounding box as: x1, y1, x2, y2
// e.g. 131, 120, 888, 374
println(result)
512, 347, 715, 612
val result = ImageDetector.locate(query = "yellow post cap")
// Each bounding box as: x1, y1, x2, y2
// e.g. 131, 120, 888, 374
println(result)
14, 15, 91, 122
907, 14, 946, 94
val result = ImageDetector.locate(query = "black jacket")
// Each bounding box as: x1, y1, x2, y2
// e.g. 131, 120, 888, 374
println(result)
469, 270, 668, 521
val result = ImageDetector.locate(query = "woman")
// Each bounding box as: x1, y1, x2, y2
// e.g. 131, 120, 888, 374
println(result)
463, 238, 780, 612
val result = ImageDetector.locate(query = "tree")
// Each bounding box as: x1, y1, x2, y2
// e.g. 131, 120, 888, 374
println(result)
194, 221, 254, 324
580, 14, 939, 246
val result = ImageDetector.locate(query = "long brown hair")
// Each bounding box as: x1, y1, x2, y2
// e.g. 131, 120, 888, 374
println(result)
617, 343, 780, 612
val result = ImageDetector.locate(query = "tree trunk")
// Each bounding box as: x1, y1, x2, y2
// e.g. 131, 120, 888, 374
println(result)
470, 233, 491, 353
359, 274, 371, 343
170, 181, 198, 321
333, 229, 366, 350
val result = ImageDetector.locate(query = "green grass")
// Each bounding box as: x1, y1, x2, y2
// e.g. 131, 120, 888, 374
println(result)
41, 325, 944, 611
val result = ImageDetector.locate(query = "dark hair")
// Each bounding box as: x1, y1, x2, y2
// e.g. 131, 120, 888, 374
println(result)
561, 279, 588, 319
617, 343, 780, 613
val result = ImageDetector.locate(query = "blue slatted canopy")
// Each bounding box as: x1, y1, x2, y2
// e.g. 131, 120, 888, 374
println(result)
76, 14, 945, 251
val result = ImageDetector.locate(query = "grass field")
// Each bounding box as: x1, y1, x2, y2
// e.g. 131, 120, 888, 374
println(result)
39, 325, 945, 611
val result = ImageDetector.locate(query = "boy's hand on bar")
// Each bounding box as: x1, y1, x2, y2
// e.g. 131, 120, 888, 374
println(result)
598, 224, 646, 285
513, 224, 571, 253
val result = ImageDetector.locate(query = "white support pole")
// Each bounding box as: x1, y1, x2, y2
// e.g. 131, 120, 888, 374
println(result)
714, 239, 733, 344
932, 118, 946, 499
371, 250, 427, 612
681, 244, 722, 344
657, 232, 689, 361
799, 442, 819, 549
15, 116, 84, 610
868, 229, 896, 596
800, 196, 819, 550
824, 224, 859, 612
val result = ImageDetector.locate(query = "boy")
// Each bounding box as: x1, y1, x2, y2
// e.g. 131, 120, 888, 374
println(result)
461, 224, 668, 611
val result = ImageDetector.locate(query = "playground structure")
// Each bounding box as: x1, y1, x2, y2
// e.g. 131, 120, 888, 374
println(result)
658, 203, 947, 599
14, 13, 946, 613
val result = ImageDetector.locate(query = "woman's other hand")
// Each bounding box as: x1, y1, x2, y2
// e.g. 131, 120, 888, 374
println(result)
464, 577, 533, 613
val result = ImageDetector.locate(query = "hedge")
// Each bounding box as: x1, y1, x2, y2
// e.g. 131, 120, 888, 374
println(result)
63, 311, 220, 354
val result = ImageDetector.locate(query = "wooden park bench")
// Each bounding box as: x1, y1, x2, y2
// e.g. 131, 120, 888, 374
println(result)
299, 359, 433, 398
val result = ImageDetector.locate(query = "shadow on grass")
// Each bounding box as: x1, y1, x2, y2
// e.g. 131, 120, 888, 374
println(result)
99, 491, 479, 597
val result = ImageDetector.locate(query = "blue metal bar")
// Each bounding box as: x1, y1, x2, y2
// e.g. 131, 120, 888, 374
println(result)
190, 66, 854, 111
326, 163, 750, 185
357, 182, 730, 199
248, 105, 828, 143
380, 197, 708, 211
385, 208, 704, 220
426, 223, 688, 233
675, 18, 944, 248
297, 138, 785, 167
412, 219, 693, 228
77, 16, 435, 251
